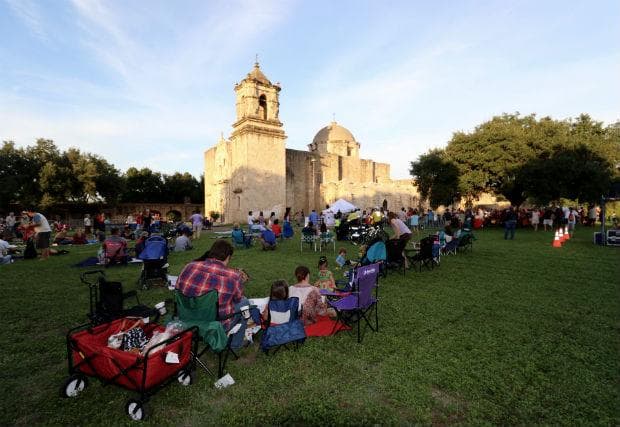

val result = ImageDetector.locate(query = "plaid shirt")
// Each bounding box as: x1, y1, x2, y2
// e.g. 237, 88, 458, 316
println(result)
176, 259, 244, 329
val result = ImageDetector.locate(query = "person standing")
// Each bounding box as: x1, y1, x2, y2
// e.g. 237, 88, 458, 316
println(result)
531, 208, 540, 232
189, 210, 204, 240
83, 214, 92, 236
309, 209, 319, 227
588, 205, 597, 227
247, 211, 255, 232
5, 212, 16, 237
142, 209, 152, 234
176, 240, 252, 350
504, 206, 517, 240
24, 210, 52, 260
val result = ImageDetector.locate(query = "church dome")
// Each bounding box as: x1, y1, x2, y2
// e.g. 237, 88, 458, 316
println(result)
312, 121, 356, 145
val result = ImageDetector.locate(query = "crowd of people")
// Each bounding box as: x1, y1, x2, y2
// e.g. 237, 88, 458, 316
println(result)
0, 209, 214, 265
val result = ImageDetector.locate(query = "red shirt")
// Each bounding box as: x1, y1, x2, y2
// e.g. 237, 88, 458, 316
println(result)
176, 259, 245, 329
271, 224, 282, 237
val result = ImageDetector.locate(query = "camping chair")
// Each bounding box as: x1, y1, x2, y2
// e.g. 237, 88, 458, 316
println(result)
81, 270, 153, 325
385, 239, 407, 276
103, 239, 128, 267
301, 229, 317, 252
328, 263, 380, 343
442, 238, 459, 255
231, 229, 252, 249
457, 232, 474, 253
407, 236, 435, 272
138, 236, 169, 289
174, 291, 239, 378
319, 231, 336, 253
260, 297, 306, 355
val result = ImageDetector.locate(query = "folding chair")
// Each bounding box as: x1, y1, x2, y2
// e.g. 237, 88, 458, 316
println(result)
457, 233, 474, 253
442, 238, 458, 255
260, 297, 306, 355
385, 239, 407, 276
328, 263, 380, 343
319, 231, 336, 253
103, 240, 128, 267
301, 230, 317, 252
407, 236, 435, 272
80, 270, 153, 325
231, 229, 252, 248
174, 291, 239, 378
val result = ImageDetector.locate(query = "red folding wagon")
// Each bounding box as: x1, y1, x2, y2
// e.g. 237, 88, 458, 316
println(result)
61, 317, 198, 421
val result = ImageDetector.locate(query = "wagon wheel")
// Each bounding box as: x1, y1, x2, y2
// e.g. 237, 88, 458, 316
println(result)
60, 374, 88, 398
177, 369, 194, 386
126, 398, 148, 421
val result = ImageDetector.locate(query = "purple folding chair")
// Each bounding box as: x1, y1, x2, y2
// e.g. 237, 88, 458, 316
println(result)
328, 263, 380, 343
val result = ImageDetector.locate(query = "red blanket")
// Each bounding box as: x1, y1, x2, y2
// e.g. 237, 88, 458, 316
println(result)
304, 315, 350, 337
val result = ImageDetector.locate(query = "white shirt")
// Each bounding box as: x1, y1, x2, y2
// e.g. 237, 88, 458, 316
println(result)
391, 218, 411, 237
33, 213, 51, 233
247, 215, 254, 226
5, 215, 15, 227
289, 285, 314, 310
84, 217, 91, 227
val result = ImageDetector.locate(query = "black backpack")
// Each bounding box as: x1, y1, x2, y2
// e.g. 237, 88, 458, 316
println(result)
24, 239, 37, 259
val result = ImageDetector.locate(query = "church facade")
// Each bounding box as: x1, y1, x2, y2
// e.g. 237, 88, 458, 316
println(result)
204, 63, 420, 223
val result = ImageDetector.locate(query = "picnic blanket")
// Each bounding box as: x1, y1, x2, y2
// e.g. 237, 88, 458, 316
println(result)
304, 315, 350, 337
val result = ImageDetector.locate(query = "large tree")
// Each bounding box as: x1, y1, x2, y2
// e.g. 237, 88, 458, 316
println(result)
162, 172, 202, 203
409, 149, 460, 209
444, 113, 618, 205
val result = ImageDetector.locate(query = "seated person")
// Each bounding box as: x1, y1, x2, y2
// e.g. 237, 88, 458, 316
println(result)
72, 229, 88, 245
271, 219, 282, 238
335, 247, 350, 268
134, 231, 148, 257
120, 225, 134, 240
261, 279, 289, 323
102, 227, 128, 265
302, 221, 317, 236
0, 238, 13, 265
314, 256, 336, 291
288, 265, 326, 325
53, 229, 73, 245
231, 223, 253, 248
174, 229, 193, 251
176, 240, 253, 350
260, 227, 277, 251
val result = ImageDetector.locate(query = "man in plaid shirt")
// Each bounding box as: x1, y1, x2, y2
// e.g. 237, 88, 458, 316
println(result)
176, 240, 250, 349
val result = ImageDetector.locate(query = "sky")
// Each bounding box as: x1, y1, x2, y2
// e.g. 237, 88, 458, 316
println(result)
1, 0, 619, 179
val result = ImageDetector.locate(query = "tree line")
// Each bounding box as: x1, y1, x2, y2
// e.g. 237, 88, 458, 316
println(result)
410, 113, 620, 208
0, 139, 204, 210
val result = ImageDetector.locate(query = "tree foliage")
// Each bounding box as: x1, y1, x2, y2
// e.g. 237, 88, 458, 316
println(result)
438, 113, 619, 206
0, 139, 203, 209
409, 149, 460, 209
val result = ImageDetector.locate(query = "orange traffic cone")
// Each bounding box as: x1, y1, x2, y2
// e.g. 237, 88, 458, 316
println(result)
558, 227, 565, 242
564, 225, 570, 240
553, 230, 562, 247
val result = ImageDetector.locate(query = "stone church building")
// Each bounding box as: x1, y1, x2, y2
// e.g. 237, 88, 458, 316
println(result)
204, 63, 419, 223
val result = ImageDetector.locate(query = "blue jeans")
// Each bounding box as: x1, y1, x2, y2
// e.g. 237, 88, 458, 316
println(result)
504, 220, 516, 240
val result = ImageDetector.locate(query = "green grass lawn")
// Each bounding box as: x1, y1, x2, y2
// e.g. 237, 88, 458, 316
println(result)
1, 226, 618, 425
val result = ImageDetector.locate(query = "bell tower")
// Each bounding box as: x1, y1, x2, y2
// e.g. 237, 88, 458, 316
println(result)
232, 61, 285, 137
218, 62, 287, 221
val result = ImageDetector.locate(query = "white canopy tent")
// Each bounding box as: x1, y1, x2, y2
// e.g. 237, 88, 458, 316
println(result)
325, 198, 357, 214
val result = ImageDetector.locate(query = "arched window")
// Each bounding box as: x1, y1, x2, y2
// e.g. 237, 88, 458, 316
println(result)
258, 94, 267, 120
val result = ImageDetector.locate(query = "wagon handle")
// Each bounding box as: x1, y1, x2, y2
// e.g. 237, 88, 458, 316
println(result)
80, 270, 105, 286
